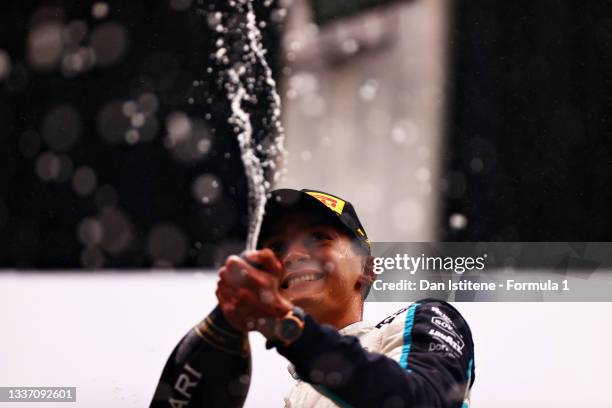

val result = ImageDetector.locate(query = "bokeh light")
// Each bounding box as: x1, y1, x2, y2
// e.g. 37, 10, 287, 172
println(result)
77, 217, 104, 246
28, 22, 64, 70
359, 79, 379, 101
138, 93, 159, 115
72, 166, 98, 196
192, 174, 222, 204
449, 213, 468, 230
166, 111, 191, 138
35, 151, 61, 181
90, 22, 128, 66
165, 113, 212, 162
391, 119, 419, 145
91, 2, 110, 20
98, 207, 133, 255
148, 223, 188, 266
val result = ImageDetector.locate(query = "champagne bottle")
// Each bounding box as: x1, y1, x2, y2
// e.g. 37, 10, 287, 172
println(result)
150, 306, 251, 408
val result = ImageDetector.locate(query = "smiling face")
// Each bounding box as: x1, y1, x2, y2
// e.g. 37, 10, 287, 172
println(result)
261, 211, 367, 328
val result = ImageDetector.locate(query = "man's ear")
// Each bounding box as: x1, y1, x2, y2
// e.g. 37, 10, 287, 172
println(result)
355, 256, 376, 299
360, 255, 377, 286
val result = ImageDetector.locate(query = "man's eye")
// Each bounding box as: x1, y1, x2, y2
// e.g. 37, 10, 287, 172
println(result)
310, 231, 331, 242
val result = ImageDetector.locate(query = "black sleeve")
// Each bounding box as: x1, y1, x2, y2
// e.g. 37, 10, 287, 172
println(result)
150, 306, 252, 408
274, 299, 475, 408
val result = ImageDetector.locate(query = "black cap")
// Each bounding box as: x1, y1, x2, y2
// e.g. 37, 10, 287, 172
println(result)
257, 188, 371, 255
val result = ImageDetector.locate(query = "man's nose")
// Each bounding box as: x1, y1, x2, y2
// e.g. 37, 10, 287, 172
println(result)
282, 242, 311, 269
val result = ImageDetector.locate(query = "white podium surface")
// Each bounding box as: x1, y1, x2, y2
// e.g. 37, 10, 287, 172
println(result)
0, 272, 610, 407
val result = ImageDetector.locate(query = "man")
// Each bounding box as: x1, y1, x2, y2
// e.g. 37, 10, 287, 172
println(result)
217, 188, 475, 407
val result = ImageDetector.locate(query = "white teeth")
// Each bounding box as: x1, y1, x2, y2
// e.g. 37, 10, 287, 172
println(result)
286, 274, 320, 288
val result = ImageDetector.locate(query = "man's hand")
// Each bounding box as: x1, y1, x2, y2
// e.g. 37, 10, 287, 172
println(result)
216, 249, 293, 338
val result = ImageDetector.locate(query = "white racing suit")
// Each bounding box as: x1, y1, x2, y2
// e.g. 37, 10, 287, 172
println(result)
274, 299, 475, 408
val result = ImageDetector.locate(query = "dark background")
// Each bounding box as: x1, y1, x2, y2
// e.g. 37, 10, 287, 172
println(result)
1, 0, 612, 268
444, 1, 612, 241
0, 0, 282, 267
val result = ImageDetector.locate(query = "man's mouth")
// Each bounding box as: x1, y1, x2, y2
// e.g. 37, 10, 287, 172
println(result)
281, 272, 326, 289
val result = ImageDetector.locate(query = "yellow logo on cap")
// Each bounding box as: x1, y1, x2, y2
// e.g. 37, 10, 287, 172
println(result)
306, 191, 345, 215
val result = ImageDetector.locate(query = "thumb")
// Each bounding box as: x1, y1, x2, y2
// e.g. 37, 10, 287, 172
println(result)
241, 249, 283, 277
